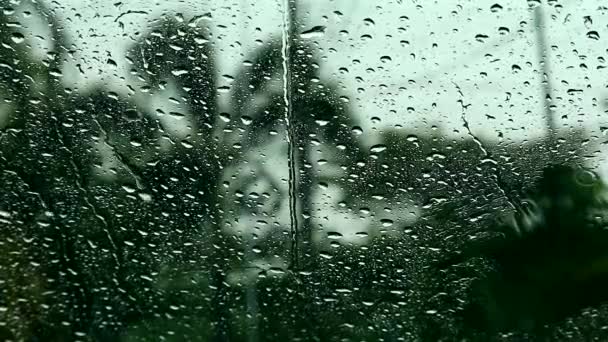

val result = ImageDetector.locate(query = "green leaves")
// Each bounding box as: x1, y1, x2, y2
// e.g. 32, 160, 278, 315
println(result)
441, 164, 608, 335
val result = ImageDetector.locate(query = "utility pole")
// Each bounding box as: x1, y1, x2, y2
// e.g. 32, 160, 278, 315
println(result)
533, 4, 556, 142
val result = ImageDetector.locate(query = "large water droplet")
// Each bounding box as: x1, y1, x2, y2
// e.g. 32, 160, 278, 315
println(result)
10, 32, 25, 44
171, 68, 188, 76
300, 26, 326, 39
587, 31, 600, 40
490, 3, 503, 12
370, 144, 387, 153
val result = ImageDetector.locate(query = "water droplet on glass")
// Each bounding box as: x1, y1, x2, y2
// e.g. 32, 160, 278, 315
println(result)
10, 32, 24, 44
194, 35, 209, 44
360, 34, 372, 42
370, 144, 387, 153
219, 112, 231, 122
49, 68, 62, 77
315, 119, 329, 126
241, 116, 253, 125
363, 18, 375, 26
406, 134, 419, 142
475, 34, 489, 42
171, 68, 188, 76
300, 26, 326, 39
587, 31, 600, 40
217, 86, 231, 93
319, 251, 333, 260
381, 219, 394, 227
490, 3, 503, 12
327, 231, 343, 239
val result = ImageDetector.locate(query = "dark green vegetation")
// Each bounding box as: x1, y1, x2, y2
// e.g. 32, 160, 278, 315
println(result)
1, 2, 608, 341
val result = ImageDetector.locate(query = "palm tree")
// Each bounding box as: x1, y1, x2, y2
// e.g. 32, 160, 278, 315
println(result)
121, 6, 360, 338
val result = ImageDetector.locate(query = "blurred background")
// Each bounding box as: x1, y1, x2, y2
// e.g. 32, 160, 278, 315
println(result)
1, 0, 608, 340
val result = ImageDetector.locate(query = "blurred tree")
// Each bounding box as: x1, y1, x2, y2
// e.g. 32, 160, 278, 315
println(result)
438, 164, 608, 338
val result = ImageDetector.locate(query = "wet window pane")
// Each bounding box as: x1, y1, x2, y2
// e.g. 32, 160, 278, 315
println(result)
1, 0, 607, 340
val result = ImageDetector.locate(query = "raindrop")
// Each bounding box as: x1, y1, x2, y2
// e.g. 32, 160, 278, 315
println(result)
138, 193, 152, 202
171, 68, 188, 76
360, 34, 373, 42
475, 34, 489, 42
217, 86, 231, 93
406, 134, 419, 142
327, 231, 343, 239
583, 15, 592, 27
241, 115, 253, 125
169, 43, 183, 51
490, 3, 503, 12
300, 26, 326, 39
363, 18, 375, 26
49, 69, 62, 77
319, 251, 333, 260
315, 119, 329, 126
380, 55, 392, 63
370, 144, 387, 153
219, 112, 231, 122
526, 0, 541, 6
168, 111, 185, 118
587, 31, 600, 40
566, 88, 583, 95
122, 185, 137, 193
381, 219, 394, 227
10, 32, 24, 44
194, 35, 209, 44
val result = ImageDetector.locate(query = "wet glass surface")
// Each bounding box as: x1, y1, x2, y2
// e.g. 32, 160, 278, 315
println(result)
1, 0, 608, 340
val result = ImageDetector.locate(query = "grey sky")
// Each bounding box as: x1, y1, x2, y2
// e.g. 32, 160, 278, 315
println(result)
46, 0, 605, 140
7, 0, 605, 240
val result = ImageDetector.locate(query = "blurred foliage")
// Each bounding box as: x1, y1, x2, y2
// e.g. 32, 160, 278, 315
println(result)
0, 1, 608, 341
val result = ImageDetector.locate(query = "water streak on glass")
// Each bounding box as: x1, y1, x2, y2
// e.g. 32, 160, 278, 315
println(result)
281, 0, 299, 269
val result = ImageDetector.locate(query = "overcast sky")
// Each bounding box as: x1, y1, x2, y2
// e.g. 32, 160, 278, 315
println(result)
44, 0, 603, 133
8, 0, 605, 239
15, 0, 603, 174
